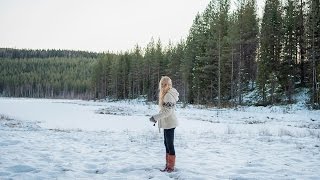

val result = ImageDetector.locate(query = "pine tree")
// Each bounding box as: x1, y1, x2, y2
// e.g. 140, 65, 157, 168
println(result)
166, 40, 184, 98
228, 12, 239, 104
144, 38, 157, 101
296, 0, 307, 87
129, 45, 143, 98
182, 13, 208, 104
258, 0, 284, 105
215, 0, 230, 107
282, 0, 298, 103
307, 0, 320, 108
241, 0, 259, 92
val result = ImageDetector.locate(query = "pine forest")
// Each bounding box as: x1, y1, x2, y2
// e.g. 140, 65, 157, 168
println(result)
0, 0, 319, 108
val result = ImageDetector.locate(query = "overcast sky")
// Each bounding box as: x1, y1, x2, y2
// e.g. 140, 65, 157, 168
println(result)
0, 0, 264, 53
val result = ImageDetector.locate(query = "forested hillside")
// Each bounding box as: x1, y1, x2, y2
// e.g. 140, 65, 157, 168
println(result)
0, 0, 319, 108
0, 56, 95, 99
92, 0, 319, 108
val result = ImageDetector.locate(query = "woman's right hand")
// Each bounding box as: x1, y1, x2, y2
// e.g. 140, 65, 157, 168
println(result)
149, 116, 157, 123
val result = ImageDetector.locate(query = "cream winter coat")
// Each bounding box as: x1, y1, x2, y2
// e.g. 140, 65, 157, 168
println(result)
152, 88, 179, 129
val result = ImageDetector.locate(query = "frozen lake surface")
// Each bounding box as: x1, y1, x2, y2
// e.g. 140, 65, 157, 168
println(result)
0, 97, 319, 179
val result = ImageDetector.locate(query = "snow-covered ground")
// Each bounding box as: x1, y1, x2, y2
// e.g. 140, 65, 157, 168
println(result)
0, 97, 319, 179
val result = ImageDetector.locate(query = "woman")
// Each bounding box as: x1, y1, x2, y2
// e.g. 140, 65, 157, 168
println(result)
150, 76, 179, 173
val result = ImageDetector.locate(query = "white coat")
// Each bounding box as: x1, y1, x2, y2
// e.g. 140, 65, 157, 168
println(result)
152, 88, 179, 129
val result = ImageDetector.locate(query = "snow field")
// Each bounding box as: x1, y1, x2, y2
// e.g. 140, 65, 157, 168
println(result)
0, 98, 319, 179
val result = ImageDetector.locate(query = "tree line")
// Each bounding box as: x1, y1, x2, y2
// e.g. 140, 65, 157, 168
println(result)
0, 57, 95, 99
0, 48, 98, 59
92, 0, 319, 108
0, 0, 319, 108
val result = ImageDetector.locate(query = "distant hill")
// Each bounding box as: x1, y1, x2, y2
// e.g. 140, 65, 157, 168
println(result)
0, 48, 100, 59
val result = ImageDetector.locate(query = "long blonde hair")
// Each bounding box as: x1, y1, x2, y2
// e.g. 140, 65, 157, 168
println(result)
159, 76, 172, 106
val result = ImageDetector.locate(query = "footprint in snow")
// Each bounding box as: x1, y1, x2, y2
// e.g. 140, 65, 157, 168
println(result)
7, 165, 36, 173
0, 140, 21, 146
0, 172, 11, 176
83, 168, 107, 174
95, 168, 107, 174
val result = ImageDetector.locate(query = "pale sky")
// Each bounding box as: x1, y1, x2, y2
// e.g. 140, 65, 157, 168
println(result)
0, 0, 264, 53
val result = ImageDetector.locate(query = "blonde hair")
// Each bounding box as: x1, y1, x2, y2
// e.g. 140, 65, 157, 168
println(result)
159, 76, 172, 106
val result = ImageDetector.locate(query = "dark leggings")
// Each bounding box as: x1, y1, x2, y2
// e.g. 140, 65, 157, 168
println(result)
164, 128, 175, 155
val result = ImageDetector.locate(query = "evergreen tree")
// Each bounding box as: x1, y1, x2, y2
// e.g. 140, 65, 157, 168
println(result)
182, 13, 207, 104
307, 0, 320, 108
258, 0, 284, 104
166, 40, 184, 98
282, 0, 299, 103
128, 45, 143, 98
228, 12, 239, 104
207, 0, 230, 106
296, 0, 307, 87
240, 0, 259, 92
